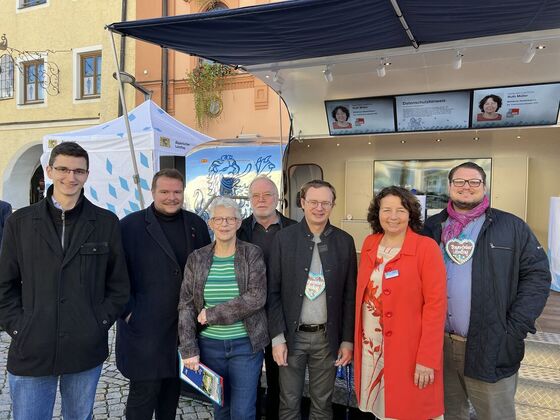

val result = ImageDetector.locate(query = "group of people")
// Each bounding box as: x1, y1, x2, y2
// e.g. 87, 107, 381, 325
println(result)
0, 141, 551, 420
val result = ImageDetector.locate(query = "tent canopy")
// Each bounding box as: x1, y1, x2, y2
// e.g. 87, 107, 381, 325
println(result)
42, 100, 214, 217
108, 0, 560, 67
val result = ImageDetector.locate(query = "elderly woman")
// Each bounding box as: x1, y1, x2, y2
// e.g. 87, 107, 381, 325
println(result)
178, 197, 269, 420
354, 186, 446, 420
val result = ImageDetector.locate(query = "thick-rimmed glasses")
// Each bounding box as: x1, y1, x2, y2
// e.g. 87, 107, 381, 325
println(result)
304, 199, 333, 209
451, 178, 484, 188
250, 192, 275, 201
210, 216, 238, 225
51, 166, 89, 176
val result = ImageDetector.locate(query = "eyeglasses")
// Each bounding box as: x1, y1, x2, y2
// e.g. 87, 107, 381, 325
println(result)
250, 192, 275, 201
304, 199, 333, 209
210, 216, 238, 225
51, 166, 89, 176
451, 178, 484, 188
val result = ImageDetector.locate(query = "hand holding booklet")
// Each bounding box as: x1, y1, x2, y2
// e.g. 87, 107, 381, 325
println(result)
178, 351, 224, 406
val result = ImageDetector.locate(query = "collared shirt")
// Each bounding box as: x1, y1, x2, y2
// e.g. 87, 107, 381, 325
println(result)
250, 214, 281, 262
443, 215, 485, 337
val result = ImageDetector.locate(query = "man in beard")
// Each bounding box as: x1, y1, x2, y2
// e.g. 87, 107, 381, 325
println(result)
423, 161, 550, 420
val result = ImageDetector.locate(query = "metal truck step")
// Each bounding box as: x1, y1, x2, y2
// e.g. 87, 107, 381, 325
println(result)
516, 365, 560, 411
524, 331, 560, 369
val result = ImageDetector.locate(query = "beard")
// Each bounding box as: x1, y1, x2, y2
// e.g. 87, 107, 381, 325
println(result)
452, 199, 483, 211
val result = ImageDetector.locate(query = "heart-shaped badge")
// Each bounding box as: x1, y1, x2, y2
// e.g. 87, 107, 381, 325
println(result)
445, 238, 475, 265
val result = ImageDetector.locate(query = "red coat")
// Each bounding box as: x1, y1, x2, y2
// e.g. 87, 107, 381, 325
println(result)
354, 229, 446, 419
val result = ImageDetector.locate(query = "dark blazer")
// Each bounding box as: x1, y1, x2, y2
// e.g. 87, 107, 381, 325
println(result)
236, 211, 297, 243
0, 200, 12, 246
423, 207, 550, 382
116, 206, 211, 380
178, 240, 269, 358
0, 190, 129, 376
267, 219, 357, 358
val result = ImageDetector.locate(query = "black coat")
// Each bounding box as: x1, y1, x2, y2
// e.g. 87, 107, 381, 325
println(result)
116, 207, 210, 380
0, 193, 130, 376
267, 219, 357, 358
236, 211, 297, 243
423, 208, 551, 382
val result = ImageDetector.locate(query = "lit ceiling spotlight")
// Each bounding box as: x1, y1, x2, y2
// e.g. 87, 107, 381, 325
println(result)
336, 143, 340, 147
307, 144, 310, 148
377, 58, 390, 78
368, 141, 372, 145
523, 43, 546, 63
436, 138, 442, 142
516, 135, 522, 139
400, 139, 406, 144
323, 65, 333, 82
473, 136, 480, 141
453, 50, 463, 70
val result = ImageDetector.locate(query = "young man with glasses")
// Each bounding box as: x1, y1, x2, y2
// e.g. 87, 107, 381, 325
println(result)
267, 179, 357, 419
0, 141, 130, 419
237, 175, 296, 419
116, 168, 210, 420
423, 161, 550, 419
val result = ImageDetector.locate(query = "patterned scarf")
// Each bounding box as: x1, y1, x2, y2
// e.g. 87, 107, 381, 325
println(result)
441, 195, 489, 245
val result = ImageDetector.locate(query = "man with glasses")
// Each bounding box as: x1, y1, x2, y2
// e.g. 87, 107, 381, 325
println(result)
0, 141, 130, 419
116, 168, 210, 419
267, 179, 357, 419
237, 175, 296, 419
423, 161, 550, 419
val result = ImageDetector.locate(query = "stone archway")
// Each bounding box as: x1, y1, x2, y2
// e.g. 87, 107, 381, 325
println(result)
2, 143, 43, 210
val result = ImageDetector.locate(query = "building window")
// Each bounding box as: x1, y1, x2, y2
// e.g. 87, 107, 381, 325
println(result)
23, 60, 44, 104
0, 54, 14, 99
19, 0, 47, 9
80, 52, 101, 98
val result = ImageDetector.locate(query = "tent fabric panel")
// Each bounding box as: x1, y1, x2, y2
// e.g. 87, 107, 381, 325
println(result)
399, 0, 560, 44
109, 0, 560, 67
109, 0, 410, 66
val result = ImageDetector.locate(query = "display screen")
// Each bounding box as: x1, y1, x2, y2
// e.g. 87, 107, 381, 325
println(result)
325, 98, 395, 135
396, 91, 470, 131
472, 83, 560, 128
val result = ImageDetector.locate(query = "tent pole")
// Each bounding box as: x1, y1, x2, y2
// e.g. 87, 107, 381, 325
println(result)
278, 92, 284, 212
108, 29, 145, 210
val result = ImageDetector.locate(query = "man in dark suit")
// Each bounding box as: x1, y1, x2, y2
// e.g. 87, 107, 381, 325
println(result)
267, 179, 357, 419
0, 199, 12, 246
237, 175, 296, 419
116, 168, 211, 420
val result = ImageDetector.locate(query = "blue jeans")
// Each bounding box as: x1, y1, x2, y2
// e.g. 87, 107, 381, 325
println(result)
199, 336, 264, 420
8, 364, 103, 420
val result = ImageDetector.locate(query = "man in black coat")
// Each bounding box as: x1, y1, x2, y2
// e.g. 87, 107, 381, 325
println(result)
116, 168, 211, 420
267, 180, 357, 420
0, 199, 12, 246
237, 175, 296, 419
423, 162, 550, 419
0, 141, 130, 420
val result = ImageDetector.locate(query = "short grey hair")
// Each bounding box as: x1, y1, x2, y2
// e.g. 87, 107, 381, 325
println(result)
248, 175, 279, 197
208, 196, 242, 219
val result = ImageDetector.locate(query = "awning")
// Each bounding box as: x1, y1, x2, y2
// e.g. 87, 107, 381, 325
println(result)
108, 0, 560, 67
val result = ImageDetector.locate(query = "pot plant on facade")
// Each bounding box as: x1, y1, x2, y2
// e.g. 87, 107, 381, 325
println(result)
185, 62, 233, 128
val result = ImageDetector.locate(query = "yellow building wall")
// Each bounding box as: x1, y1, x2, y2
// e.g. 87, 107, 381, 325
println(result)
0, 0, 136, 206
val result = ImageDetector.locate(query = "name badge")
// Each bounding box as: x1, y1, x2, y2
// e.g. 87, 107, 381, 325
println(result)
385, 269, 399, 279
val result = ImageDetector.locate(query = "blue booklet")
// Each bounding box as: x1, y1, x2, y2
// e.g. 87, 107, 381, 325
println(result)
178, 351, 224, 406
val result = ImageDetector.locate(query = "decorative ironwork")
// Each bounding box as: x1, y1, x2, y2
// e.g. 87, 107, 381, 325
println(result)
0, 34, 61, 96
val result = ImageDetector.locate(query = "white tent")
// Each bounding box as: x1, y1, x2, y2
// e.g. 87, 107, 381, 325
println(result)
41, 100, 213, 218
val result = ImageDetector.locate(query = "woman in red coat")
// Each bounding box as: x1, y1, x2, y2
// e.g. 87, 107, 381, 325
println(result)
354, 186, 446, 420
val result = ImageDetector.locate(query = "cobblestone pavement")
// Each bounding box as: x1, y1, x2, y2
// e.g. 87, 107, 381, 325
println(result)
0, 328, 214, 419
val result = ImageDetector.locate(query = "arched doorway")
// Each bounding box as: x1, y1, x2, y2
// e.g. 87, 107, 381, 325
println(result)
2, 143, 43, 210
29, 164, 45, 204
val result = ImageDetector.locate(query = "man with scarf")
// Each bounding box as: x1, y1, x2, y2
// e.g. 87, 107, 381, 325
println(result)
423, 161, 550, 420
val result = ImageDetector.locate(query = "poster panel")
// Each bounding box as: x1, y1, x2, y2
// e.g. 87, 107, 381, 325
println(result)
325, 98, 395, 135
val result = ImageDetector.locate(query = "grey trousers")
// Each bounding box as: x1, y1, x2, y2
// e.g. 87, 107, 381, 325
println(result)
444, 335, 518, 420
278, 330, 337, 420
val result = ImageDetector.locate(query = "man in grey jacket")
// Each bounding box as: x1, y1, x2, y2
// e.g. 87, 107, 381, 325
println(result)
267, 179, 357, 419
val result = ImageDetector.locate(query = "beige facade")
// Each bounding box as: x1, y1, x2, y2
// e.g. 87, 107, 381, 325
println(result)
0, 0, 136, 209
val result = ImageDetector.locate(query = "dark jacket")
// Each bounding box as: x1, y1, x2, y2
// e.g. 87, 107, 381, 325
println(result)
178, 240, 269, 358
423, 207, 551, 382
0, 200, 12, 247
116, 206, 211, 380
236, 211, 297, 243
0, 190, 129, 376
267, 219, 357, 358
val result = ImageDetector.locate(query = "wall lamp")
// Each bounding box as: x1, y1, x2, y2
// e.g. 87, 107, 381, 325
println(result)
112, 71, 152, 100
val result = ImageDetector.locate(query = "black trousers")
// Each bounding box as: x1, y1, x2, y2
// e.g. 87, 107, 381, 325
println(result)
125, 377, 181, 420
256, 343, 280, 420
